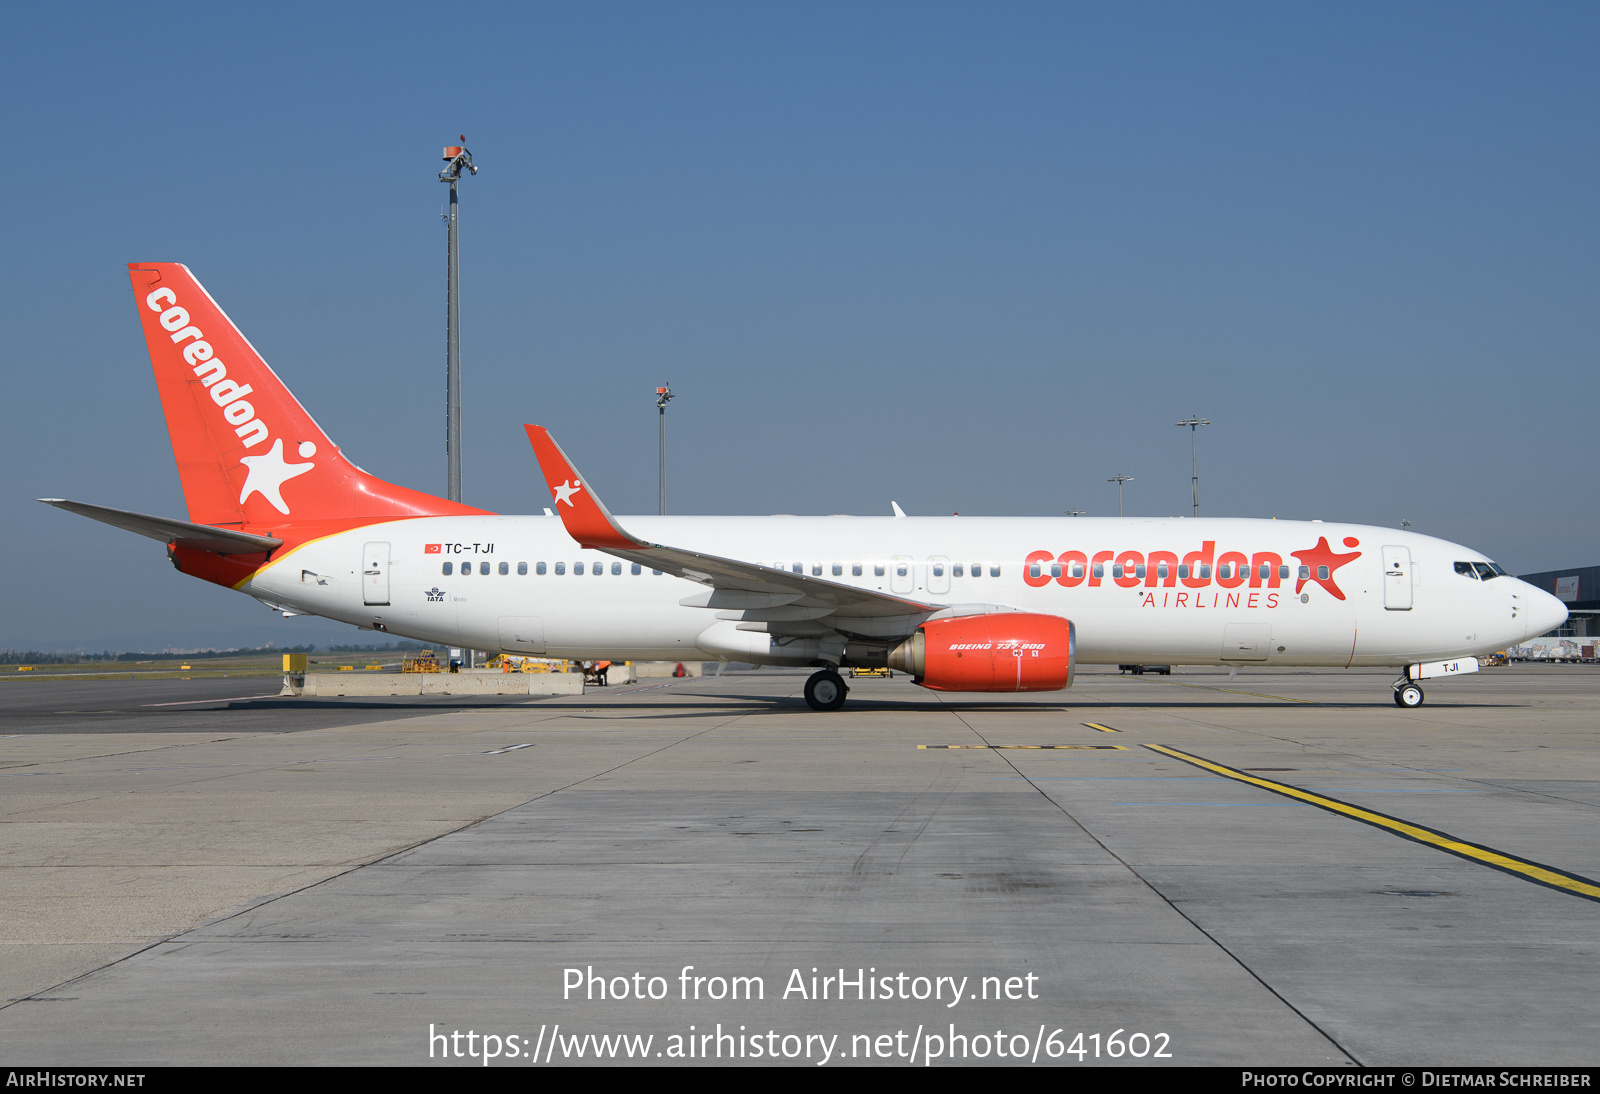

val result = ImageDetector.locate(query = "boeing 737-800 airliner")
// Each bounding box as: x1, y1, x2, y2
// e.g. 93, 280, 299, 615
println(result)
41, 264, 1567, 711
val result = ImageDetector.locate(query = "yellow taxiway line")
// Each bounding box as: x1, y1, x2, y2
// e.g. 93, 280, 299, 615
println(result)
1143, 743, 1600, 904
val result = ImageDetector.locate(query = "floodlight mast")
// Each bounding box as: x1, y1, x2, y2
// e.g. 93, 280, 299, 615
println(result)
656, 384, 674, 515
1175, 415, 1210, 517
440, 138, 478, 503
1107, 475, 1133, 517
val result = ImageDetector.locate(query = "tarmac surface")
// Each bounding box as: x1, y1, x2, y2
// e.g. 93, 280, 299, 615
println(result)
1, 663, 1597, 1067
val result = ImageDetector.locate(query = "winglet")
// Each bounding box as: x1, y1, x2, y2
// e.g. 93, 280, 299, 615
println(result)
523, 426, 650, 550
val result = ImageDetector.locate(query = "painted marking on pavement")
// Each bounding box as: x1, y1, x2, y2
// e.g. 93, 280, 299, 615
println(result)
1136, 679, 1316, 703
920, 744, 1127, 751
1143, 743, 1600, 904
141, 695, 280, 707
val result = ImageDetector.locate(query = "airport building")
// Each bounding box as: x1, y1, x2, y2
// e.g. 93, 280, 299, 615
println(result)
1518, 565, 1598, 637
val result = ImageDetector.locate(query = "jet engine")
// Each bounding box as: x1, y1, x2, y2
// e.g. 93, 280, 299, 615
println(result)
887, 613, 1076, 692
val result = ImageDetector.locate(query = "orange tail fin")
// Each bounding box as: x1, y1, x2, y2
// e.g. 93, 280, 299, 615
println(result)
129, 263, 487, 528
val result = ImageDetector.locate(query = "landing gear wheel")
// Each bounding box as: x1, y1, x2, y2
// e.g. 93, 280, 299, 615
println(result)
1394, 683, 1424, 708
804, 669, 848, 712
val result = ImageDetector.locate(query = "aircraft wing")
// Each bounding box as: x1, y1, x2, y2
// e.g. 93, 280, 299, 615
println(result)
523, 426, 937, 621
38, 499, 283, 555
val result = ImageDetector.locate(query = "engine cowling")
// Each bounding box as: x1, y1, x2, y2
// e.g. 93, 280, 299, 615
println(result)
887, 613, 1076, 692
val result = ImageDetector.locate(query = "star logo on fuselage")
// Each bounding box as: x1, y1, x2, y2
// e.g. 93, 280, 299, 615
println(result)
1291, 536, 1362, 601
238, 438, 315, 515
552, 479, 583, 507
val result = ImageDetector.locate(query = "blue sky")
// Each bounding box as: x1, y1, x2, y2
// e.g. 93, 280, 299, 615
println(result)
2, 3, 1595, 649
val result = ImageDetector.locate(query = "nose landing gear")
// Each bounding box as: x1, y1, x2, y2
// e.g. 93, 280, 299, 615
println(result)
1394, 681, 1425, 708
804, 669, 849, 711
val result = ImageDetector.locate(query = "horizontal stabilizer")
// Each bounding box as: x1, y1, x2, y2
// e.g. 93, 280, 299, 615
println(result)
38, 499, 283, 555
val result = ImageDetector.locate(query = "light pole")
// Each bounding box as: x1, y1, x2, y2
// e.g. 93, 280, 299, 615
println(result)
1107, 475, 1133, 517
656, 384, 674, 515
440, 137, 477, 504
1175, 416, 1210, 517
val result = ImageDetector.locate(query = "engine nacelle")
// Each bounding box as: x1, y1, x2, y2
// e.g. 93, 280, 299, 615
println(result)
888, 613, 1076, 692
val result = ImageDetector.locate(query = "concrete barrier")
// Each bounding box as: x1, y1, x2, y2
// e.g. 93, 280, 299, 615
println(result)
299, 673, 584, 697
635, 661, 707, 678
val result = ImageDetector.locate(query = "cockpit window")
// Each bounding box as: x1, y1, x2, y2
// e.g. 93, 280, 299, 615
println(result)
1454, 561, 1479, 580
1473, 562, 1500, 581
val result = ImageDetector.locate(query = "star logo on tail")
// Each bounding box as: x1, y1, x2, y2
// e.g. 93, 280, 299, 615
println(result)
238, 438, 315, 515
1291, 536, 1362, 600
552, 479, 583, 507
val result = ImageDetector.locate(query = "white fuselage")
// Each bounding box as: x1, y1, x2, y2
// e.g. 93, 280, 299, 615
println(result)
247, 515, 1565, 668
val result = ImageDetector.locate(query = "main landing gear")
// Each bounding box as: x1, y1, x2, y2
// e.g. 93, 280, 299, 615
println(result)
804, 669, 849, 712
1393, 681, 1424, 708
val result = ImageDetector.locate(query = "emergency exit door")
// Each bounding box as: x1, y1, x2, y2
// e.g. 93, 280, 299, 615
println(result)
1382, 546, 1412, 611
363, 542, 391, 606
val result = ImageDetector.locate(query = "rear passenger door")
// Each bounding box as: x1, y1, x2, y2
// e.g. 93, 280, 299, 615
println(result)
362, 542, 390, 605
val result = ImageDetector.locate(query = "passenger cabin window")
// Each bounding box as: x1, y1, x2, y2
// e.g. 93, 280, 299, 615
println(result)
932, 562, 945, 577
1158, 563, 1169, 580
1279, 565, 1290, 580
1178, 565, 1189, 579
1050, 563, 1061, 578
632, 563, 642, 575
574, 562, 584, 575
1299, 566, 1311, 580
499, 562, 509, 575
793, 563, 803, 574
832, 563, 843, 576
442, 562, 453, 575
1198, 565, 1211, 579
1135, 564, 1146, 579
1111, 564, 1123, 579
555, 562, 566, 575
1030, 562, 1042, 579
1070, 564, 1084, 579
479, 562, 489, 575
954, 564, 965, 578
594, 562, 603, 576
812, 564, 822, 576
990, 565, 1000, 577
874, 564, 885, 577
896, 563, 908, 577
1318, 566, 1329, 579
536, 562, 547, 575
612, 562, 622, 575
1092, 563, 1104, 578
852, 564, 862, 577
517, 562, 527, 576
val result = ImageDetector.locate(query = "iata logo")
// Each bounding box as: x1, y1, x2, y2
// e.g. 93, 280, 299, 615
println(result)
425, 587, 446, 603
145, 285, 315, 516
1023, 538, 1363, 609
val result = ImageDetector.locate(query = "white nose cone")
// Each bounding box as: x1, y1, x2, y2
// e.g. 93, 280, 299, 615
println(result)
1525, 584, 1569, 640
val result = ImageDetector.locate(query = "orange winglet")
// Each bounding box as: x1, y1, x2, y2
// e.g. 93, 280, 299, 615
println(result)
523, 426, 649, 550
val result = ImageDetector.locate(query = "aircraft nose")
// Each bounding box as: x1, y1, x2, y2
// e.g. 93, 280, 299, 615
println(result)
1522, 583, 1568, 640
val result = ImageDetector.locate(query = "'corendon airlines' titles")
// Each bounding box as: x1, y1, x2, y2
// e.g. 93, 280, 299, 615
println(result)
143, 286, 315, 515
1023, 537, 1364, 602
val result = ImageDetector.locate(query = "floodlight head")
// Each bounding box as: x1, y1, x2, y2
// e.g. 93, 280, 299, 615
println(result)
439, 143, 477, 182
